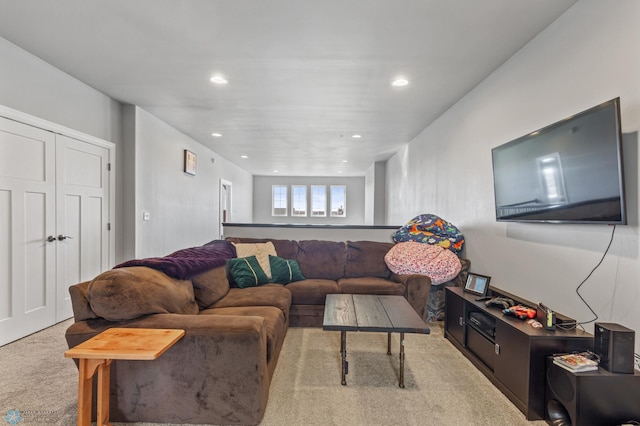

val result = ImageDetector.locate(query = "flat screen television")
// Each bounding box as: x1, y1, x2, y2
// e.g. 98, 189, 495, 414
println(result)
491, 98, 626, 224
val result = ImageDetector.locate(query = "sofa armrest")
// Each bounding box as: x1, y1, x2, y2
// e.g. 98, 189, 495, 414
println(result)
390, 273, 432, 319
65, 314, 271, 425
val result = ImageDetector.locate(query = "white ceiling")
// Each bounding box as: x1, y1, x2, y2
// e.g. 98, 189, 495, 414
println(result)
0, 0, 576, 176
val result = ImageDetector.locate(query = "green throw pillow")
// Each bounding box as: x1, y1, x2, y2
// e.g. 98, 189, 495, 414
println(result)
269, 255, 305, 284
228, 256, 270, 288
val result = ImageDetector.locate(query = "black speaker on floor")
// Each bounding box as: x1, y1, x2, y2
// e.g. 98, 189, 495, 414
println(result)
594, 322, 635, 374
545, 357, 640, 426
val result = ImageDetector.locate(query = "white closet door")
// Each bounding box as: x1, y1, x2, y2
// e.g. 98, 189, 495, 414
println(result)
0, 117, 56, 346
55, 134, 110, 322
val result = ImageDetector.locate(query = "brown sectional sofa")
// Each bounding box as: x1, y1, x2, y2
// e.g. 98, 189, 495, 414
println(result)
226, 238, 433, 327
65, 238, 457, 425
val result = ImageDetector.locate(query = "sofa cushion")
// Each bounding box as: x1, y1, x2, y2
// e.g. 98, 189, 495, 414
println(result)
86, 266, 199, 321
228, 256, 270, 288
269, 255, 305, 284
285, 279, 339, 305
384, 241, 462, 285
344, 241, 393, 278
68, 281, 98, 321
297, 240, 346, 280
191, 266, 230, 309
232, 241, 277, 278
200, 306, 287, 366
210, 284, 291, 320
337, 277, 405, 295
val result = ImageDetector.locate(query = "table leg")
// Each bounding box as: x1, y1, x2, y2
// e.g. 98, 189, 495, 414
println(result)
77, 358, 107, 426
399, 332, 405, 388
387, 332, 392, 355
340, 331, 347, 385
96, 360, 112, 426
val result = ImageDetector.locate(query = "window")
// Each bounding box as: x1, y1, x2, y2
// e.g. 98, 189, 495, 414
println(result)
272, 185, 288, 216
291, 185, 307, 216
330, 185, 346, 217
310, 185, 326, 217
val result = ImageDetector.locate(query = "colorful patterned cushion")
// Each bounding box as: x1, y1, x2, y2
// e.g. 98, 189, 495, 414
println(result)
392, 214, 465, 254
269, 255, 305, 284
384, 241, 462, 285
228, 256, 270, 288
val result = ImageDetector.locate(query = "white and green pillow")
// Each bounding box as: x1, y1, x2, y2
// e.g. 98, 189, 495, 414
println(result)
228, 255, 270, 288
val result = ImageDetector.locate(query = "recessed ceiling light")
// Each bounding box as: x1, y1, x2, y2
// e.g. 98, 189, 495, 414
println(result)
337, 170, 343, 174
211, 132, 222, 137
273, 170, 279, 173
391, 78, 409, 87
342, 160, 348, 163
241, 155, 248, 159
210, 75, 228, 85
352, 134, 362, 139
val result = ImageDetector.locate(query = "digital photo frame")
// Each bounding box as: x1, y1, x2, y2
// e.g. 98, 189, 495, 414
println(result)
463, 273, 491, 297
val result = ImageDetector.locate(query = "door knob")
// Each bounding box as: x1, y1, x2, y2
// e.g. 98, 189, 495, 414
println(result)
47, 235, 56, 243
57, 235, 73, 241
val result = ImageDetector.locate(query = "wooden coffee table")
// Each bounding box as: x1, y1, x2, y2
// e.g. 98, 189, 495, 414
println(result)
64, 327, 185, 426
322, 294, 430, 388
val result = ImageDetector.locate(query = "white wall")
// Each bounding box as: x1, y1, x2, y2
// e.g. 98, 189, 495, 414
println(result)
133, 107, 253, 258
252, 175, 366, 225
387, 0, 640, 351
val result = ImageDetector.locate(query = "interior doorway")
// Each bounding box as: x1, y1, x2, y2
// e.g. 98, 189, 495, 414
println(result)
219, 179, 232, 239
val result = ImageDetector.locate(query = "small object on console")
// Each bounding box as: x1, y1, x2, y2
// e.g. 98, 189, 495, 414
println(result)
485, 297, 515, 309
537, 302, 557, 330
527, 319, 543, 329
503, 304, 537, 320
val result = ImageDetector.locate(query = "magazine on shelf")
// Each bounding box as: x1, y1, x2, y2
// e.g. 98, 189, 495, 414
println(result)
553, 353, 599, 372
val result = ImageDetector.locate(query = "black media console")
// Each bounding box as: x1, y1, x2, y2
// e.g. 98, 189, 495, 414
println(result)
444, 286, 592, 421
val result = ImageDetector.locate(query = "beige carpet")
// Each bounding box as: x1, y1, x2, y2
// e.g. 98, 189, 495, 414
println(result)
0, 319, 546, 425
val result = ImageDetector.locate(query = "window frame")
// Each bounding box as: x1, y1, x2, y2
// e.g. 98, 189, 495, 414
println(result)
330, 185, 346, 217
291, 185, 308, 217
271, 184, 288, 217
310, 185, 327, 217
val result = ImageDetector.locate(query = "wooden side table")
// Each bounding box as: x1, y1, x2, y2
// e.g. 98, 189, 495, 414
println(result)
64, 327, 185, 426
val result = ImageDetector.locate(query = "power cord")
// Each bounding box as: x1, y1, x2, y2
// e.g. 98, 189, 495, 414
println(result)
574, 224, 616, 327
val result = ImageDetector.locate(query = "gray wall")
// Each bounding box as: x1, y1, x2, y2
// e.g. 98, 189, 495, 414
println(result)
253, 175, 366, 225
129, 107, 253, 258
0, 37, 122, 144
0, 36, 253, 263
386, 0, 640, 352
373, 161, 387, 225
0, 36, 126, 260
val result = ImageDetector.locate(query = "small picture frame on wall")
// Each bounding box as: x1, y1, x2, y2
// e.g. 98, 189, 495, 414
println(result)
463, 272, 491, 297
184, 149, 197, 175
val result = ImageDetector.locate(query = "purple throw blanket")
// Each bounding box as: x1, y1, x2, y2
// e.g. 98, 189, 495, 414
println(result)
114, 240, 237, 280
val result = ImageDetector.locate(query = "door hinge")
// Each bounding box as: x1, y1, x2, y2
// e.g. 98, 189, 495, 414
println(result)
107, 223, 111, 231
107, 163, 112, 171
